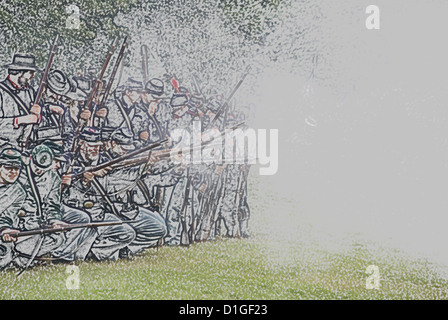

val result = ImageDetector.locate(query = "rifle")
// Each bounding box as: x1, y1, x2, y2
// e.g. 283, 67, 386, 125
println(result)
68, 138, 168, 180
180, 169, 192, 246
106, 121, 245, 171
0, 220, 137, 270
141, 44, 149, 85
3, 220, 137, 238
71, 37, 118, 152
19, 34, 59, 149
92, 37, 128, 128
207, 67, 250, 130
86, 37, 118, 124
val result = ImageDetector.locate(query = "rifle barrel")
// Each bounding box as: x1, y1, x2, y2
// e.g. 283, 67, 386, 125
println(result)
7, 220, 137, 238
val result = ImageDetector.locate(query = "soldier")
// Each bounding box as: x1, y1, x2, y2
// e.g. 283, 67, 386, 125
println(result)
39, 139, 97, 261
163, 92, 199, 246
62, 127, 136, 260
140, 78, 169, 144
0, 148, 27, 268
12, 145, 66, 267
38, 69, 77, 152
0, 54, 41, 148
104, 78, 143, 133
102, 127, 171, 256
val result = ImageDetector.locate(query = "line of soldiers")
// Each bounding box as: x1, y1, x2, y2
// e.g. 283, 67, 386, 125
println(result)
0, 53, 251, 269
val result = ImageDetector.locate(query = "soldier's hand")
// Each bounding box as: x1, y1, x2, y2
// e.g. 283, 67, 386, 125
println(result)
51, 220, 70, 229
94, 166, 112, 177
30, 104, 41, 115
61, 174, 72, 186
96, 108, 108, 119
82, 171, 95, 184
139, 131, 149, 141
80, 109, 91, 121
1, 228, 19, 242
49, 104, 65, 115
199, 183, 207, 194
215, 165, 224, 175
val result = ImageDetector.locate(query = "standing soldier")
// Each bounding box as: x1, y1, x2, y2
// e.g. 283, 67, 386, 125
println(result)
163, 92, 198, 246
0, 54, 41, 149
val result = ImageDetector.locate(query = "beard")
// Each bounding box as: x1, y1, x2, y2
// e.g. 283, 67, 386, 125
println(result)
17, 75, 31, 88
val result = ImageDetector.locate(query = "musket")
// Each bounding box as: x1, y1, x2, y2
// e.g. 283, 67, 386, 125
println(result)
19, 34, 59, 149
3, 220, 137, 238
86, 37, 118, 124
180, 169, 192, 246
69, 138, 168, 180
71, 37, 118, 152
207, 67, 250, 130
141, 44, 149, 84
93, 37, 128, 125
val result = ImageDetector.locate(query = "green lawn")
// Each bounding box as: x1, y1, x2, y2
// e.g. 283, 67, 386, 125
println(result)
1, 172, 448, 299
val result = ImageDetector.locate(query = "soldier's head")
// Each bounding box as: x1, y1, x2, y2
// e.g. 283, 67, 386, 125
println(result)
110, 127, 135, 156
3, 54, 40, 88
30, 145, 54, 176
204, 99, 221, 120
120, 78, 144, 104
144, 78, 164, 98
41, 140, 66, 171
0, 148, 22, 184
79, 127, 103, 161
45, 69, 72, 103
170, 93, 189, 111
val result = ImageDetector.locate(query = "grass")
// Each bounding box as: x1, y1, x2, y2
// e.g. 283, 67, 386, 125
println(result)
1, 172, 448, 299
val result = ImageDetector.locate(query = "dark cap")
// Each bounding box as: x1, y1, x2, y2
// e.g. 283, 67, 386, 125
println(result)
170, 93, 189, 108
36, 127, 63, 144
145, 78, 164, 96
100, 126, 116, 141
111, 127, 135, 150
0, 148, 22, 168
119, 78, 144, 92
80, 127, 103, 145
206, 99, 221, 112
41, 140, 65, 162
31, 145, 54, 169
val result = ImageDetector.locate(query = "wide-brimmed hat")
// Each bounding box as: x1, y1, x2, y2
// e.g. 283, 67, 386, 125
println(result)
0, 148, 22, 168
3, 54, 41, 72
47, 69, 72, 96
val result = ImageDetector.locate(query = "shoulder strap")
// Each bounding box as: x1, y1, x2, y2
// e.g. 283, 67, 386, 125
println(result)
0, 82, 30, 115
113, 91, 133, 131
25, 165, 43, 218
